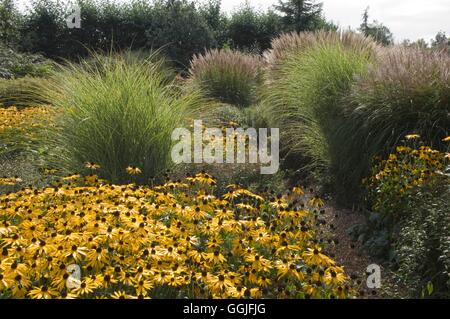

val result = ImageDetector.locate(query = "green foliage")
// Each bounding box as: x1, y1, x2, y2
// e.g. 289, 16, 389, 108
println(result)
359, 7, 394, 46
209, 103, 246, 127
18, 0, 216, 67
337, 47, 450, 203
188, 49, 263, 108
32, 51, 209, 183
0, 77, 51, 107
263, 31, 378, 192
0, 0, 21, 46
199, 0, 229, 47
227, 4, 283, 52
396, 185, 450, 298
208, 103, 271, 131
0, 43, 54, 79
431, 31, 450, 49
6, 0, 338, 67
19, 0, 67, 59
361, 142, 450, 298
144, 0, 216, 67
241, 103, 272, 130
275, 0, 323, 32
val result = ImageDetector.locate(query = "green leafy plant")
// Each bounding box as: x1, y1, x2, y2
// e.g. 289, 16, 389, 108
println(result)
366, 138, 448, 221
262, 31, 378, 192
337, 47, 450, 203
32, 51, 209, 183
0, 43, 54, 79
363, 139, 450, 298
188, 49, 263, 107
0, 77, 52, 107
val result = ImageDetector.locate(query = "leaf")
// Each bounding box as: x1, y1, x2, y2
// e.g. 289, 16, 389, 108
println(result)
426, 281, 433, 296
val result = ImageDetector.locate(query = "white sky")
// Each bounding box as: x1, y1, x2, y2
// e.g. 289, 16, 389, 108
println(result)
221, 0, 450, 43
15, 0, 450, 43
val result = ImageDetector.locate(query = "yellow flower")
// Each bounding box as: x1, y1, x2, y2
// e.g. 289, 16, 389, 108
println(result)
324, 267, 347, 285
126, 166, 142, 175
62, 174, 81, 181
0, 177, 22, 185
405, 134, 420, 140
442, 136, 450, 142
302, 247, 334, 267
0, 170, 352, 299
85, 162, 101, 169
110, 291, 134, 299
72, 278, 97, 296
308, 197, 325, 208
292, 186, 304, 195
207, 273, 234, 293
204, 250, 227, 264
28, 285, 58, 299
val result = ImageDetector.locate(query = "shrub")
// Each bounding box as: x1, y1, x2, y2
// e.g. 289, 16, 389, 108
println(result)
208, 103, 246, 127
366, 137, 449, 221
188, 49, 263, 108
227, 5, 282, 52
19, 0, 67, 59
364, 139, 450, 298
262, 31, 378, 191
241, 103, 272, 130
337, 47, 450, 203
0, 77, 52, 107
33, 51, 207, 184
0, 0, 22, 46
395, 186, 450, 298
144, 0, 217, 67
19, 0, 216, 67
0, 43, 54, 79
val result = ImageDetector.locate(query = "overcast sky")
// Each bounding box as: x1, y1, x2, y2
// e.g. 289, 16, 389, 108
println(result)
15, 0, 450, 43
221, 0, 450, 43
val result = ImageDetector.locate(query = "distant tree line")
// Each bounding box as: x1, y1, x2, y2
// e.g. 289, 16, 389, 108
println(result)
0, 0, 337, 67
0, 0, 447, 68
401, 31, 450, 50
359, 6, 449, 50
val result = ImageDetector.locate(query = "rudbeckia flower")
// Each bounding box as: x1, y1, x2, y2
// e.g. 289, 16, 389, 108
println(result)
126, 166, 142, 175
0, 170, 353, 299
85, 162, 101, 170
405, 134, 420, 140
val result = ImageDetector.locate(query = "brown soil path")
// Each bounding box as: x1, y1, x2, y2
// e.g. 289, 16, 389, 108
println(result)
322, 204, 383, 299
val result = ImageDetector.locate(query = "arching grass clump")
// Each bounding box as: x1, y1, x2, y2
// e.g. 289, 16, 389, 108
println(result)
262, 31, 378, 194
188, 49, 263, 108
263, 30, 378, 80
34, 51, 208, 184
0, 77, 52, 107
335, 47, 450, 202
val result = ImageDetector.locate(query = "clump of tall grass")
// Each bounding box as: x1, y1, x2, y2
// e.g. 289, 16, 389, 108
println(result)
262, 31, 379, 196
33, 51, 208, 184
188, 49, 263, 108
334, 47, 450, 202
0, 77, 52, 107
263, 31, 316, 75
263, 30, 379, 79
348, 47, 449, 147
